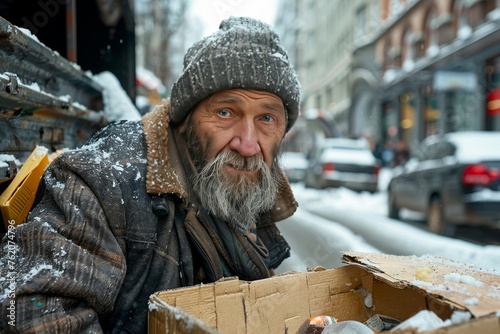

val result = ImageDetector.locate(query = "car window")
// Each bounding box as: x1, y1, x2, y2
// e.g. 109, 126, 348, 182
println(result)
432, 142, 450, 160
412, 141, 429, 161
421, 142, 437, 161
442, 142, 455, 158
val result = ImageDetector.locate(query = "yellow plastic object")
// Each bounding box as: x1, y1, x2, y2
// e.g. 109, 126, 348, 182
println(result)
0, 146, 49, 229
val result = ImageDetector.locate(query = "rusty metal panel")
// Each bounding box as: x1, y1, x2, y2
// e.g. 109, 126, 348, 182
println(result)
0, 15, 108, 182
0, 15, 104, 111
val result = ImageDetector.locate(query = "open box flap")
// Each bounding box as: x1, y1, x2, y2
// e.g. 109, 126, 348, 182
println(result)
342, 252, 500, 318
0, 146, 49, 228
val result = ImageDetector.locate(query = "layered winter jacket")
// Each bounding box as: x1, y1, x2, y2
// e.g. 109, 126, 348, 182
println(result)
0, 101, 297, 333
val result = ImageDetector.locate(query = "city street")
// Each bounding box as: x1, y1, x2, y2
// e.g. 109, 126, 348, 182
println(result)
275, 169, 500, 274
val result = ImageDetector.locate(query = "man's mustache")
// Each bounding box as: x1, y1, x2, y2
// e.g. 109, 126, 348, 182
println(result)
215, 151, 266, 174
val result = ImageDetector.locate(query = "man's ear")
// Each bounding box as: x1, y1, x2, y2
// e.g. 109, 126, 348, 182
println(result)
176, 110, 194, 136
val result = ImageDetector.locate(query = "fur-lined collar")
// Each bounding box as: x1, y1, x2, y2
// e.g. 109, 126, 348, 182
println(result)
141, 99, 298, 222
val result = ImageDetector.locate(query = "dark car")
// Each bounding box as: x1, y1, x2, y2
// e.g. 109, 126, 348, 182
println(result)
387, 131, 500, 236
304, 137, 380, 193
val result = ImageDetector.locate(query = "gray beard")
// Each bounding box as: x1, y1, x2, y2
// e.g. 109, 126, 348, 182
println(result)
192, 150, 282, 232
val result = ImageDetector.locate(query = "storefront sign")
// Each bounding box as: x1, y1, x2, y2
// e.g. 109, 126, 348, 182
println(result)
487, 88, 500, 116
433, 71, 477, 91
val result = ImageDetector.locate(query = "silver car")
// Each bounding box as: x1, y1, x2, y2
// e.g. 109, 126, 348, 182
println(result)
387, 131, 500, 236
304, 137, 380, 193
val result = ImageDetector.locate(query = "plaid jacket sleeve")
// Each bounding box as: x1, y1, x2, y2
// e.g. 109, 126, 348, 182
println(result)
0, 157, 127, 333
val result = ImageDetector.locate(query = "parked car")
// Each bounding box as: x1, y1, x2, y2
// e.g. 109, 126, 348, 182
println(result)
387, 131, 500, 236
280, 151, 309, 183
304, 137, 380, 193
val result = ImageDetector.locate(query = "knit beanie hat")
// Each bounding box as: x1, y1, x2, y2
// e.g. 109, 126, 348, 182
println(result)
169, 16, 301, 132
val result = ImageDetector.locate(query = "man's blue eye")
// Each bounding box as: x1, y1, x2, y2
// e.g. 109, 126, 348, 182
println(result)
218, 109, 230, 117
262, 115, 274, 122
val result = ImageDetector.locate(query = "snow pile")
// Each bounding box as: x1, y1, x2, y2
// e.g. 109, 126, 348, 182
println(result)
136, 66, 166, 93
0, 154, 21, 168
15, 26, 42, 43
444, 272, 484, 288
392, 310, 472, 332
93, 71, 142, 122
392, 310, 444, 332
393, 310, 471, 332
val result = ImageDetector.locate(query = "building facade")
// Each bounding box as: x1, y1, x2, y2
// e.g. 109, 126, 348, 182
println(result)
374, 0, 500, 151
277, 0, 500, 157
296, 0, 382, 138
275, 0, 382, 153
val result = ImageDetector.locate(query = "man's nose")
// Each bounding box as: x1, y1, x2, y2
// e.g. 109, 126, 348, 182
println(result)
228, 120, 261, 157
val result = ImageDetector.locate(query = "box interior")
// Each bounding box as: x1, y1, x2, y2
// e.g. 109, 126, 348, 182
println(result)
148, 253, 500, 334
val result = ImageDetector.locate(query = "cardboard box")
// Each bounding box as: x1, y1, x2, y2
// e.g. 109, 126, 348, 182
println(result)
148, 252, 500, 334
0, 146, 48, 228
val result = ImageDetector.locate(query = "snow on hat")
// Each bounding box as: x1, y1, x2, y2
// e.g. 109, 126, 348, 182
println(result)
169, 16, 301, 132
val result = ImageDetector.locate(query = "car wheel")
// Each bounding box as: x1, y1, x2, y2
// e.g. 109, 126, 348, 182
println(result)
427, 196, 455, 236
388, 189, 399, 219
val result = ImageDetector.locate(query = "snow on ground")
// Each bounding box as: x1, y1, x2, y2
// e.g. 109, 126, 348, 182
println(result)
286, 168, 500, 272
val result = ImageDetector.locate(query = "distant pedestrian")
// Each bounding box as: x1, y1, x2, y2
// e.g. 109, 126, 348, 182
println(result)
393, 140, 410, 167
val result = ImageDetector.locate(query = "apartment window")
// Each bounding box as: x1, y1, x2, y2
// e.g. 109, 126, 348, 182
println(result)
356, 5, 367, 38
425, 10, 439, 56
383, 40, 392, 71
454, 0, 472, 39
402, 29, 414, 71
485, 0, 498, 13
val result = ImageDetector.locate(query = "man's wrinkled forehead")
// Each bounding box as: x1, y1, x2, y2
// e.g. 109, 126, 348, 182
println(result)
205, 89, 286, 114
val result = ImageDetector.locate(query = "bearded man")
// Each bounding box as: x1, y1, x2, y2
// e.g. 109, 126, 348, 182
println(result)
0, 16, 301, 333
